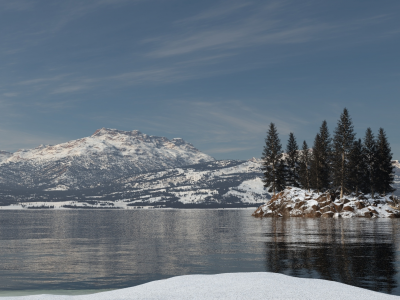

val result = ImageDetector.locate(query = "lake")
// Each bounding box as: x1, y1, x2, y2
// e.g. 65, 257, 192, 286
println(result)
0, 210, 399, 296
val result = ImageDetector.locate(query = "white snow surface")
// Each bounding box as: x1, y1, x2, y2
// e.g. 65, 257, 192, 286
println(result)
0, 128, 213, 165
1, 272, 397, 299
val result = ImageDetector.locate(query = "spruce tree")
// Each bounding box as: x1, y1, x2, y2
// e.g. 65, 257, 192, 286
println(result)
298, 141, 311, 191
332, 108, 356, 198
364, 128, 378, 197
310, 134, 324, 192
285, 132, 299, 187
375, 128, 395, 195
262, 123, 286, 195
348, 139, 368, 194
318, 120, 332, 190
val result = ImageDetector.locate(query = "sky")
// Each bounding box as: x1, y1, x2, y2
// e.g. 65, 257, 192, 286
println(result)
0, 0, 399, 160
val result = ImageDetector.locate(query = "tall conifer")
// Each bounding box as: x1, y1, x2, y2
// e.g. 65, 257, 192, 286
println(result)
299, 141, 311, 191
364, 128, 378, 197
375, 128, 395, 195
348, 139, 368, 194
285, 132, 300, 187
332, 108, 356, 198
262, 123, 286, 195
318, 120, 332, 190
310, 134, 324, 192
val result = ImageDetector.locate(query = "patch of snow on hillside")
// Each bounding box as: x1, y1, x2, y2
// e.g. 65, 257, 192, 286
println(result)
223, 178, 269, 204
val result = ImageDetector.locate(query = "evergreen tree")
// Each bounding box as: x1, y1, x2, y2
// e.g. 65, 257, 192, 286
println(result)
285, 132, 300, 187
375, 128, 395, 195
262, 123, 286, 195
348, 139, 368, 194
310, 134, 324, 192
298, 141, 311, 191
317, 120, 332, 190
332, 108, 356, 198
364, 128, 378, 197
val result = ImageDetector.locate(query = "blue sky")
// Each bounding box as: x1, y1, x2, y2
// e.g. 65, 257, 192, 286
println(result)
0, 0, 399, 160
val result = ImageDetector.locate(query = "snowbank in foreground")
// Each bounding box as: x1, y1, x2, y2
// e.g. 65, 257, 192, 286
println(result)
253, 187, 400, 218
1, 272, 398, 299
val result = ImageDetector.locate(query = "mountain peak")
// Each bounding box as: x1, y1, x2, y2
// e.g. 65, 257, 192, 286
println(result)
0, 129, 214, 189
92, 128, 142, 137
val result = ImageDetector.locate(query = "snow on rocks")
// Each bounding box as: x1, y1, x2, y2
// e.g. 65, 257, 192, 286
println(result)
253, 187, 400, 218
1, 272, 398, 300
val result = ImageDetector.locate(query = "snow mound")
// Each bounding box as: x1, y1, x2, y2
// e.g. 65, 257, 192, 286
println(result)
253, 187, 400, 218
1, 272, 397, 299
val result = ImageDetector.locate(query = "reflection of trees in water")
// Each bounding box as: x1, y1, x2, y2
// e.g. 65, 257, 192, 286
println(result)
263, 219, 397, 294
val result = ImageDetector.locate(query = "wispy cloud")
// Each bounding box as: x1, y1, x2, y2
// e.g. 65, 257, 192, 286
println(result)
144, 2, 329, 58
175, 0, 252, 24
51, 84, 89, 94
17, 74, 70, 86
143, 0, 400, 61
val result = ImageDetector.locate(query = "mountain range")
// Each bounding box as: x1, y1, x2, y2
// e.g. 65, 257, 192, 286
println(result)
0, 129, 398, 208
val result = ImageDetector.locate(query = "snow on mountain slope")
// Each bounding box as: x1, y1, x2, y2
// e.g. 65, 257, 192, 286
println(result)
0, 151, 12, 163
0, 160, 268, 208
0, 128, 214, 189
3, 128, 212, 165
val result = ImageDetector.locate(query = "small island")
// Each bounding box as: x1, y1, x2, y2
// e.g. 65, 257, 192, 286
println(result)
255, 109, 398, 218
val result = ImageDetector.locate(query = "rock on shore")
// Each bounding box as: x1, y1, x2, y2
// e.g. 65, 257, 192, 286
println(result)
252, 187, 400, 218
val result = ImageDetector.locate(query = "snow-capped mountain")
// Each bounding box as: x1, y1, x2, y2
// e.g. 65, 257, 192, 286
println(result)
0, 128, 214, 190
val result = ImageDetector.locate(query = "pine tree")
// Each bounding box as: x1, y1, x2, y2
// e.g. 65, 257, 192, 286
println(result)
262, 123, 286, 195
364, 128, 378, 198
318, 120, 332, 190
310, 134, 324, 192
375, 128, 395, 195
332, 108, 356, 198
298, 141, 311, 191
348, 139, 368, 194
285, 132, 299, 187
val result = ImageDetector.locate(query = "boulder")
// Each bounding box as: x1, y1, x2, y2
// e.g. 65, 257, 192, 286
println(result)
322, 211, 334, 218
320, 205, 331, 214
354, 201, 365, 209
333, 203, 343, 212
294, 201, 306, 209
363, 211, 373, 218
342, 198, 350, 204
342, 206, 354, 212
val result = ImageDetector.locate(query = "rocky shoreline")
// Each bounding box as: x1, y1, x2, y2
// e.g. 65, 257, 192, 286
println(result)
253, 187, 400, 218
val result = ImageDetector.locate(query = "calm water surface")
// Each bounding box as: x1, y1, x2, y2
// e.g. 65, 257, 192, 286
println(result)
0, 210, 399, 296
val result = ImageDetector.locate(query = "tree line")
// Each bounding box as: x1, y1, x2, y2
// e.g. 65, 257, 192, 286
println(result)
262, 108, 395, 198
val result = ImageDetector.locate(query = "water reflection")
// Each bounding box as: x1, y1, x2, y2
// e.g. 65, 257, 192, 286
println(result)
262, 218, 399, 295
0, 210, 399, 296
0, 210, 266, 291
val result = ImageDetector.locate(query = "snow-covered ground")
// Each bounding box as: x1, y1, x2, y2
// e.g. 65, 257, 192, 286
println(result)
0, 272, 397, 299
